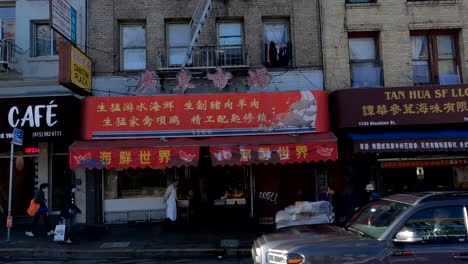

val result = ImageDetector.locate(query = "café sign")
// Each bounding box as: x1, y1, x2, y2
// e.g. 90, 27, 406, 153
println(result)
331, 84, 468, 128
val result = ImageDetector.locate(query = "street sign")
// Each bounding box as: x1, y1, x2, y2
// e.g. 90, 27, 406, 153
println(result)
12, 128, 23, 146
6, 216, 12, 228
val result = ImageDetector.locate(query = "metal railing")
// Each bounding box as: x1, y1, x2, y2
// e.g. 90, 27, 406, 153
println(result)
157, 45, 249, 70
0, 39, 23, 73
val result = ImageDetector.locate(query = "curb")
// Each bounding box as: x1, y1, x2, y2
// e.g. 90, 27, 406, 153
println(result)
0, 247, 252, 259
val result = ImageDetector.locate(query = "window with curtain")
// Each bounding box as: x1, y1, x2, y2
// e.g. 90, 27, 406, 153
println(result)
348, 35, 382, 87
411, 31, 460, 85
263, 22, 290, 67
167, 23, 190, 66
0, 6, 15, 40
218, 22, 243, 65
411, 35, 431, 85
121, 24, 146, 71
31, 23, 57, 57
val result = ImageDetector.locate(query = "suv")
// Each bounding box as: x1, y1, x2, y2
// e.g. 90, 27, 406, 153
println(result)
252, 191, 468, 264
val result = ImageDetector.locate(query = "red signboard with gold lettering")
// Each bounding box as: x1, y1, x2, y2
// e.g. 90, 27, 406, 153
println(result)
81, 91, 330, 139
210, 142, 337, 167
69, 147, 199, 169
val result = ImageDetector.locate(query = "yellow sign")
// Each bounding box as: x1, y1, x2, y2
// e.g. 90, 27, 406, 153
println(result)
71, 45, 92, 93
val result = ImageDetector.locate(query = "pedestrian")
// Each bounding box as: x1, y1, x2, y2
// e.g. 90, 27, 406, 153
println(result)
26, 183, 54, 237
164, 179, 178, 222
319, 186, 334, 202
365, 184, 379, 201
60, 184, 81, 244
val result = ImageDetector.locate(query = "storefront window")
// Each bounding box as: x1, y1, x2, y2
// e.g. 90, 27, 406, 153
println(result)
105, 168, 170, 199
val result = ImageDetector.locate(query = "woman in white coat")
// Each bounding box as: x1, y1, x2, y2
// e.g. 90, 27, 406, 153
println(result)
164, 179, 178, 221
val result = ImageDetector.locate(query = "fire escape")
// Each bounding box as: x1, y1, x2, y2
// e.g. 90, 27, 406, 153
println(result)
156, 0, 249, 78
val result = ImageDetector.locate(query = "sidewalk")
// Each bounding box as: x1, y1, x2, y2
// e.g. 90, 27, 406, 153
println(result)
0, 220, 270, 260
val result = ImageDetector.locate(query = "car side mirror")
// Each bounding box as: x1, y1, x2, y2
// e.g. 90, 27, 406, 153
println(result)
393, 228, 423, 243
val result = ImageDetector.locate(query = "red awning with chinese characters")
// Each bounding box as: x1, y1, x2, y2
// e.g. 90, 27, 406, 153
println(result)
69, 138, 200, 170
69, 133, 337, 169
208, 133, 338, 166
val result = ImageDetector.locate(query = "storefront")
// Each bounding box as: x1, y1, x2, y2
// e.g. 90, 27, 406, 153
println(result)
70, 90, 338, 224
0, 96, 81, 217
330, 84, 468, 216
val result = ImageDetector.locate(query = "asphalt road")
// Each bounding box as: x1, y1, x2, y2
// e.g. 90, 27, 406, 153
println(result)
0, 257, 253, 264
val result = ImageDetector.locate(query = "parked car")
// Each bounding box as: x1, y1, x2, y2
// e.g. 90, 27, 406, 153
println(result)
252, 191, 468, 264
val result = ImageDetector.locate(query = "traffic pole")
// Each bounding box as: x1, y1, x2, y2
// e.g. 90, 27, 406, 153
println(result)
7, 141, 14, 241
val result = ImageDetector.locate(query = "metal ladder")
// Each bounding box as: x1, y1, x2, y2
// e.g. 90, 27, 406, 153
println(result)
182, 0, 213, 67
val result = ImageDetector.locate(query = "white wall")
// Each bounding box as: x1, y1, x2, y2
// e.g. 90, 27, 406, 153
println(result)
15, 0, 86, 79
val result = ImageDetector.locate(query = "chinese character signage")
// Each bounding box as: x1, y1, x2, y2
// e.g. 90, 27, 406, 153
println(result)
210, 142, 337, 167
331, 84, 468, 128
59, 41, 93, 95
355, 138, 468, 153
49, 0, 77, 44
69, 147, 199, 170
0, 96, 80, 144
82, 91, 330, 140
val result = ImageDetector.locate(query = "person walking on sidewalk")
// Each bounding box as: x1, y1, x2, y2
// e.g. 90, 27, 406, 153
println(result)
26, 183, 54, 237
60, 184, 81, 244
164, 179, 178, 222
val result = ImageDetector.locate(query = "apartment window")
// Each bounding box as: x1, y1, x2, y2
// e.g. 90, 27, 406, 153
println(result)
121, 24, 146, 71
348, 33, 382, 87
167, 23, 190, 66
32, 23, 57, 57
218, 22, 243, 65
263, 21, 291, 67
411, 31, 460, 85
0, 6, 15, 40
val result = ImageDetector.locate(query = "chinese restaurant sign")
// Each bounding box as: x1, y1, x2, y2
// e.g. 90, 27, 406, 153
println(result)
210, 142, 337, 167
82, 91, 330, 139
355, 138, 468, 153
69, 147, 199, 170
331, 84, 468, 128
381, 159, 468, 169
49, 0, 77, 44
59, 41, 92, 95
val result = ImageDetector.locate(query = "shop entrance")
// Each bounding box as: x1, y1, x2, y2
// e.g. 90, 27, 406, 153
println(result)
381, 166, 454, 192
185, 147, 251, 227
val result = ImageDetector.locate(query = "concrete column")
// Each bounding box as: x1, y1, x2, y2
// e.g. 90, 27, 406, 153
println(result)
74, 169, 86, 223
37, 142, 49, 205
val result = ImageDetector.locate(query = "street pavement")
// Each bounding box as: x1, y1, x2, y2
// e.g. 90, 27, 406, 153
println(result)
0, 220, 268, 263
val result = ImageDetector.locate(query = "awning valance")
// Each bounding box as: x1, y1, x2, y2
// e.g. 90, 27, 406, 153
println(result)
347, 129, 468, 153
69, 133, 338, 169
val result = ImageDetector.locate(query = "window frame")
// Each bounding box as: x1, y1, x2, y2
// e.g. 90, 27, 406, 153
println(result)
31, 21, 58, 57
410, 30, 462, 85
217, 21, 244, 65
262, 20, 291, 67
166, 22, 191, 67
348, 31, 383, 87
120, 23, 147, 71
398, 205, 468, 244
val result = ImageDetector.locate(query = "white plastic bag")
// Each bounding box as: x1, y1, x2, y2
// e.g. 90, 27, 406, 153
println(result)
54, 223, 65, 242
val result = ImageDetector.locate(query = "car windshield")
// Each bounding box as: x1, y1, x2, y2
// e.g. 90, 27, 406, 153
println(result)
345, 199, 410, 239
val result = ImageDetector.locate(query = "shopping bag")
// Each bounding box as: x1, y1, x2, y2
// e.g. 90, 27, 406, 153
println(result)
26, 199, 40, 216
53, 223, 65, 242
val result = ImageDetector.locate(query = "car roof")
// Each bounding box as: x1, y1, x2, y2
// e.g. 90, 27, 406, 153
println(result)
382, 191, 468, 206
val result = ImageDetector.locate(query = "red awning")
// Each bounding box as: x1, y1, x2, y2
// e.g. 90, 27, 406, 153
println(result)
69, 132, 337, 169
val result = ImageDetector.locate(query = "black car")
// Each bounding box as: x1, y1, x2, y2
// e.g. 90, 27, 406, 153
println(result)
252, 191, 468, 264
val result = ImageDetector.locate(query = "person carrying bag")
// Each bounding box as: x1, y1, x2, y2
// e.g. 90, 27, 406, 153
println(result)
59, 184, 81, 244
25, 183, 54, 237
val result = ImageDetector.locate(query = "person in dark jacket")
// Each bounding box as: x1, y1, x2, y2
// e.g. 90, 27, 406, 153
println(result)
26, 183, 54, 237
60, 184, 81, 243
